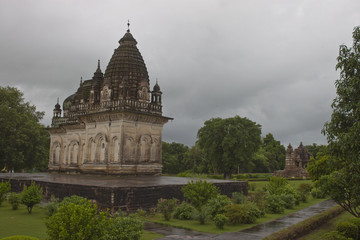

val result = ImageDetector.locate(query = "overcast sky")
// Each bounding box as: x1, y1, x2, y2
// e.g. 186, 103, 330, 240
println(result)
0, 0, 359, 147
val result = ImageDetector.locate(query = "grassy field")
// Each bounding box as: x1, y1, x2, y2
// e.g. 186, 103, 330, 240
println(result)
249, 179, 312, 192
0, 201, 163, 240
299, 211, 356, 240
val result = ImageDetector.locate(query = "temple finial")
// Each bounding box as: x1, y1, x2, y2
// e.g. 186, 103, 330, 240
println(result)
127, 20, 130, 32
156, 78, 158, 84
97, 59, 100, 69
80, 76, 83, 85
57, 97, 59, 104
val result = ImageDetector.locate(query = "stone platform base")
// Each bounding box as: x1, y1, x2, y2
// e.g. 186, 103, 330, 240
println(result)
0, 173, 247, 212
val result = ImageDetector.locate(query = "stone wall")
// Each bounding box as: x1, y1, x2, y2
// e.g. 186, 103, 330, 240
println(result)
4, 177, 247, 212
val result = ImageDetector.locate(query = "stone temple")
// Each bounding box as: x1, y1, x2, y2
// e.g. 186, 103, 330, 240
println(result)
274, 142, 310, 178
47, 25, 172, 175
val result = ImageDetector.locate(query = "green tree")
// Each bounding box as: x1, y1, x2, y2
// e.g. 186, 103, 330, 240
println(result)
0, 86, 49, 172
162, 142, 189, 174
197, 116, 262, 179
183, 144, 212, 174
262, 133, 286, 172
251, 147, 270, 173
305, 143, 325, 159
46, 196, 108, 240
317, 26, 360, 217
21, 181, 43, 214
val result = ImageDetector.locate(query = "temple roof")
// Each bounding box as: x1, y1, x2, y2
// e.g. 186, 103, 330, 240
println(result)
104, 29, 149, 85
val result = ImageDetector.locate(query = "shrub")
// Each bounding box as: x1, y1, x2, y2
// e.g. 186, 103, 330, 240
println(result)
0, 180, 11, 206
135, 209, 146, 218
45, 195, 59, 217
265, 176, 289, 195
322, 231, 352, 240
336, 221, 358, 240
8, 192, 21, 210
206, 194, 232, 218
173, 202, 195, 220
21, 181, 43, 214
231, 192, 246, 204
280, 194, 295, 209
311, 188, 327, 199
182, 180, 219, 209
247, 190, 267, 216
46, 196, 108, 240
224, 203, 260, 224
192, 206, 211, 224
157, 198, 178, 221
213, 214, 228, 229
348, 218, 360, 239
105, 215, 143, 240
265, 194, 285, 214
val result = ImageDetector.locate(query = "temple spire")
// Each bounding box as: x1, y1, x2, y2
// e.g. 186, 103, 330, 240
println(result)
127, 20, 130, 32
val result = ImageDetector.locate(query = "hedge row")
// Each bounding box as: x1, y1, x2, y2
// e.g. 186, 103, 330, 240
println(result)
263, 205, 345, 240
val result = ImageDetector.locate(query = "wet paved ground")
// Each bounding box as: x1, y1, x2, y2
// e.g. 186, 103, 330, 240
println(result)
147, 199, 337, 240
0, 173, 237, 188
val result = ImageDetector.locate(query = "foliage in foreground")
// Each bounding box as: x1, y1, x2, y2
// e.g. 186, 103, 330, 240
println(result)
157, 198, 179, 221
182, 180, 219, 209
21, 182, 43, 214
45, 195, 144, 240
0, 236, 40, 240
309, 26, 360, 218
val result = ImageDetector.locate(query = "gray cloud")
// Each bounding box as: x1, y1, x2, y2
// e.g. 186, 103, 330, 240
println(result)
0, 0, 359, 147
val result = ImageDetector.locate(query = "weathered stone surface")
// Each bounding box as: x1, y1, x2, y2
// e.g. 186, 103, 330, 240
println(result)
0, 173, 247, 212
48, 26, 172, 175
274, 142, 310, 178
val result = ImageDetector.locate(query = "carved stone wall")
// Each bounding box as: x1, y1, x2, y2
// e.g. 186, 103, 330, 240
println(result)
48, 112, 168, 175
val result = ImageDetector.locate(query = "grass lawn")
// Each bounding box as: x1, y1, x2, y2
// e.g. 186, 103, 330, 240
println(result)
146, 197, 326, 234
0, 202, 47, 240
299, 211, 356, 240
0, 201, 162, 240
249, 179, 312, 192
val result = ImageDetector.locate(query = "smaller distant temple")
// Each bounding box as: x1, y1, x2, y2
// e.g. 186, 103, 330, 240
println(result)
274, 142, 310, 178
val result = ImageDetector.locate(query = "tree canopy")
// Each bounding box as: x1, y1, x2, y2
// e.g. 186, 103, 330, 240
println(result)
197, 115, 262, 179
0, 86, 49, 172
310, 26, 360, 217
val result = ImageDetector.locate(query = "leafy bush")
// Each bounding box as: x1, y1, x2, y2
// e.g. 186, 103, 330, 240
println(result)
280, 194, 295, 209
336, 221, 358, 240
135, 209, 146, 218
157, 198, 178, 221
192, 206, 211, 224
8, 192, 21, 210
231, 192, 246, 204
265, 176, 289, 195
46, 196, 108, 240
348, 218, 360, 239
21, 181, 43, 214
0, 236, 40, 240
311, 188, 327, 199
224, 203, 261, 224
297, 183, 313, 203
247, 190, 267, 216
104, 215, 143, 240
213, 214, 228, 229
265, 194, 285, 214
321, 231, 352, 240
173, 201, 195, 220
206, 194, 232, 218
0, 180, 11, 206
45, 195, 59, 217
182, 180, 219, 209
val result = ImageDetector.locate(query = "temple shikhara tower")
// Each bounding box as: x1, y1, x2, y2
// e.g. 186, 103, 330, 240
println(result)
274, 142, 310, 178
48, 24, 172, 175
